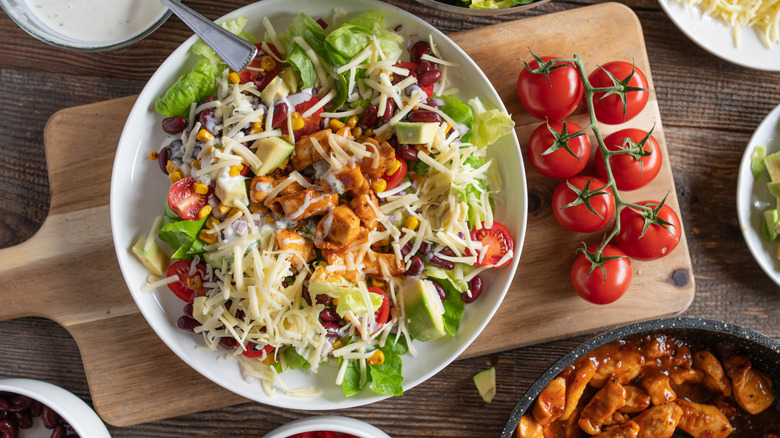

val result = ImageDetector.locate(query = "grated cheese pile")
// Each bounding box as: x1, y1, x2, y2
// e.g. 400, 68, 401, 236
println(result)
678, 0, 780, 48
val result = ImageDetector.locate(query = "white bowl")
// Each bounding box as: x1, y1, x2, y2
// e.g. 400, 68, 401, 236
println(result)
0, 0, 170, 52
0, 378, 111, 437
737, 102, 780, 285
263, 416, 391, 438
110, 0, 526, 410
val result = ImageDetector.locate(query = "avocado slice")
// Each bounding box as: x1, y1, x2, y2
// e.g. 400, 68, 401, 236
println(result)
763, 209, 779, 242
394, 121, 440, 145
252, 136, 295, 175
131, 237, 169, 276
765, 151, 780, 182
751, 145, 766, 180
402, 278, 446, 342
473, 367, 496, 403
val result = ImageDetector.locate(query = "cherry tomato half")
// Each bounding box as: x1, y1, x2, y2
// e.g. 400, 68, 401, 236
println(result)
595, 128, 662, 191
527, 120, 591, 179
381, 156, 407, 190
237, 44, 282, 90
571, 244, 632, 305
168, 177, 209, 221
588, 61, 649, 125
242, 343, 274, 359
281, 95, 324, 137
517, 56, 584, 121
552, 176, 615, 233
615, 201, 682, 261
166, 260, 209, 303
366, 287, 390, 335
470, 221, 515, 268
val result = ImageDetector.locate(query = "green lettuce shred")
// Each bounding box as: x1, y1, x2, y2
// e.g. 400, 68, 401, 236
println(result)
468, 97, 515, 149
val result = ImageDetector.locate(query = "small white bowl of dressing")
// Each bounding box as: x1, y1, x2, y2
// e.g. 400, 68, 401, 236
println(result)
0, 0, 171, 52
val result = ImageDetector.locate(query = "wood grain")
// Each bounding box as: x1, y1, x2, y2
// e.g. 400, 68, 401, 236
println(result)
0, 0, 778, 436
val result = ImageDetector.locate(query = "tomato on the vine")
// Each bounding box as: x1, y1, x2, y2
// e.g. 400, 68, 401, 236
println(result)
517, 56, 583, 120
588, 61, 649, 125
236, 44, 282, 89
166, 260, 209, 303
595, 129, 662, 191
615, 200, 681, 260
571, 245, 632, 305
527, 120, 591, 179
470, 221, 515, 268
381, 156, 408, 190
168, 177, 210, 221
552, 176, 615, 233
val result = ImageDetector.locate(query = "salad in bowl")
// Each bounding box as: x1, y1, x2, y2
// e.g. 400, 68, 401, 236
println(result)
112, 0, 525, 408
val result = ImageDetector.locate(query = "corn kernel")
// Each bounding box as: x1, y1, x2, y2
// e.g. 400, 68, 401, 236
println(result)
192, 159, 202, 170
197, 128, 214, 142
387, 160, 402, 176
333, 297, 340, 306
332, 339, 344, 350
250, 121, 264, 135
188, 274, 202, 290
229, 207, 242, 217
445, 122, 452, 133
329, 119, 345, 130
228, 72, 241, 84
217, 203, 231, 215
249, 203, 264, 213
404, 216, 420, 231
291, 112, 305, 131
206, 216, 221, 229
346, 115, 359, 128
169, 171, 183, 184
198, 205, 212, 220
193, 182, 209, 195
199, 229, 217, 244
149, 151, 159, 160
166, 160, 179, 175
367, 350, 385, 366
260, 56, 276, 71
262, 354, 277, 366
352, 126, 363, 139
372, 179, 387, 193
229, 165, 242, 177
336, 126, 351, 138
281, 135, 292, 143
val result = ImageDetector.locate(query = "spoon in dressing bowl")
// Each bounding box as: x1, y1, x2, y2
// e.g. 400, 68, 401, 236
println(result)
159, 0, 257, 72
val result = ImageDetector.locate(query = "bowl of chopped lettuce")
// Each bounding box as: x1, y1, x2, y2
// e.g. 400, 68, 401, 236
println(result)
111, 0, 526, 410
414, 0, 552, 15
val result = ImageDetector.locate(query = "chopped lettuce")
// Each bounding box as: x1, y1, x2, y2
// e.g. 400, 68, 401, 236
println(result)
158, 204, 207, 259
423, 267, 469, 336
273, 346, 311, 373
336, 288, 384, 317
326, 11, 403, 61
286, 13, 327, 89
469, 0, 533, 8
439, 95, 474, 143
341, 334, 408, 397
155, 58, 219, 118
468, 97, 515, 149
308, 268, 383, 317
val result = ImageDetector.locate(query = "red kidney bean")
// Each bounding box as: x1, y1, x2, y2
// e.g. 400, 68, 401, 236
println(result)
183, 303, 193, 318
0, 397, 8, 412
405, 255, 424, 276
198, 108, 219, 135
426, 253, 454, 270
315, 294, 331, 307
63, 420, 73, 431
157, 144, 172, 174
322, 322, 341, 338
401, 242, 414, 257
50, 425, 67, 438
29, 400, 42, 417
0, 419, 17, 438
360, 105, 378, 128
396, 144, 418, 161
219, 337, 237, 350
380, 99, 396, 123
7, 396, 30, 413
431, 280, 446, 302
302, 286, 312, 306
271, 102, 289, 128
418, 70, 443, 87
320, 308, 340, 323
407, 110, 442, 124
410, 41, 431, 64
177, 315, 199, 332
161, 115, 187, 134
13, 411, 31, 429
418, 242, 433, 255
462, 275, 483, 303
315, 18, 328, 29
415, 61, 438, 74
40, 405, 60, 429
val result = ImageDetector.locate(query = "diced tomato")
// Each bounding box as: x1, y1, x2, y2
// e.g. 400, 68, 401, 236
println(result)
470, 221, 514, 268
281, 96, 324, 137
356, 287, 389, 336
167, 177, 209, 221
381, 156, 407, 190
166, 260, 209, 303
241, 343, 274, 359
236, 44, 282, 90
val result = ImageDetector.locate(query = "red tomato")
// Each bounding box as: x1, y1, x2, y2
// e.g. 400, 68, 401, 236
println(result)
595, 129, 662, 191
470, 221, 515, 268
381, 156, 407, 190
615, 201, 682, 260
517, 56, 584, 120
236, 44, 282, 89
280, 95, 324, 138
166, 260, 209, 303
368, 287, 390, 333
527, 120, 591, 179
241, 343, 274, 359
588, 61, 649, 125
552, 176, 615, 233
571, 244, 632, 304
167, 177, 209, 221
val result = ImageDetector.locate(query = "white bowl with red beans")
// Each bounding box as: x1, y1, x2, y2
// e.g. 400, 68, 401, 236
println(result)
0, 379, 110, 438
263, 416, 391, 438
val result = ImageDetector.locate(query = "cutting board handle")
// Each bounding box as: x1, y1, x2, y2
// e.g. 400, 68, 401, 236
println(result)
0, 233, 47, 321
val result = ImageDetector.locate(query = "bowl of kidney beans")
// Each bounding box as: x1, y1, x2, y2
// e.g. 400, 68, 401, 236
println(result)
263, 416, 391, 438
0, 379, 110, 438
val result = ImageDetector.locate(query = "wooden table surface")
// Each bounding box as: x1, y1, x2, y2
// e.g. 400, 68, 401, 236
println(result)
0, 0, 778, 436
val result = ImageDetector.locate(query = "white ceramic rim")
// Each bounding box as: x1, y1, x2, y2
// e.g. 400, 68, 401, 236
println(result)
413, 0, 551, 16
110, 0, 526, 410
657, 0, 780, 71
262, 416, 391, 438
0, 378, 111, 437
736, 102, 780, 286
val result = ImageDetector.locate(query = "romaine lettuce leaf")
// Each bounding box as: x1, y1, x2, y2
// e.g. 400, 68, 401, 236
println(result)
335, 288, 384, 317
341, 334, 407, 397
154, 57, 219, 118
468, 97, 515, 149
439, 94, 474, 143
326, 11, 403, 60
158, 204, 207, 259
286, 13, 327, 89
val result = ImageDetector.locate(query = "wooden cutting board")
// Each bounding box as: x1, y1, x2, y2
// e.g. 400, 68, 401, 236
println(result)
0, 3, 693, 427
